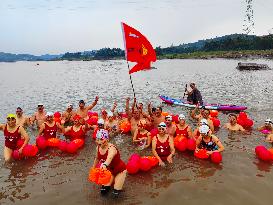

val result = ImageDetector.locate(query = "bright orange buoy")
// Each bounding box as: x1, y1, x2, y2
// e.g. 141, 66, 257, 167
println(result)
47, 138, 60, 147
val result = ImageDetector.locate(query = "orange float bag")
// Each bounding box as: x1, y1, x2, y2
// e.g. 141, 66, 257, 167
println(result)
88, 168, 112, 185
97, 169, 112, 185
88, 168, 100, 183
47, 138, 60, 147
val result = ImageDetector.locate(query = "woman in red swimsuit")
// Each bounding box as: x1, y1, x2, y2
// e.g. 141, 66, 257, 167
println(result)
152, 122, 175, 166
175, 114, 193, 139
92, 129, 126, 197
38, 112, 64, 139
64, 115, 87, 140
0, 114, 29, 162
133, 119, 151, 149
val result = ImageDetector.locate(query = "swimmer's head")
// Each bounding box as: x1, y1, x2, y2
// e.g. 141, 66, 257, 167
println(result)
265, 119, 272, 125
37, 103, 44, 111
165, 115, 172, 126
155, 106, 162, 117
16, 107, 23, 116
229, 114, 237, 124
79, 100, 85, 108
201, 109, 210, 118
7, 114, 16, 126
190, 82, 196, 89
199, 125, 210, 135
158, 122, 167, 133
96, 129, 109, 146
97, 118, 105, 129
200, 118, 208, 126
67, 104, 73, 110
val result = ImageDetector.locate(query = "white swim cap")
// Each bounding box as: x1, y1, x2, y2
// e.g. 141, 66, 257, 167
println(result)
96, 129, 109, 140
199, 125, 210, 134
178, 114, 186, 120
200, 119, 208, 126
97, 118, 105, 125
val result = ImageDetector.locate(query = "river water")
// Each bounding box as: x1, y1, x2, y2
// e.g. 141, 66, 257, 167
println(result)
0, 59, 273, 205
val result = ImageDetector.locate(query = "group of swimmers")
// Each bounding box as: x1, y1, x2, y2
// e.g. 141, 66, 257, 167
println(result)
1, 95, 273, 197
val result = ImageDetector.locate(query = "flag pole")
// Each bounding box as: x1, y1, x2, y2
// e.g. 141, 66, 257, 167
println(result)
121, 22, 137, 99
126, 61, 136, 99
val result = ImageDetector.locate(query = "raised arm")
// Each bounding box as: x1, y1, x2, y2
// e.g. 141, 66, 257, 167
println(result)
125, 97, 132, 119
0, 124, 5, 131
86, 96, 99, 111
131, 98, 137, 113
148, 102, 153, 116
190, 105, 200, 120
111, 101, 117, 113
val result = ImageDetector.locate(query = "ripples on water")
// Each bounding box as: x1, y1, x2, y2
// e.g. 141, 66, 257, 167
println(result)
0, 59, 273, 204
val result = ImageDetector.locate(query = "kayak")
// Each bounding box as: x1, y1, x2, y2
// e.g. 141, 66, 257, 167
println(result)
159, 95, 247, 111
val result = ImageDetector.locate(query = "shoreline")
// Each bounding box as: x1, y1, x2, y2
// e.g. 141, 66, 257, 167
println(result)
1, 50, 273, 62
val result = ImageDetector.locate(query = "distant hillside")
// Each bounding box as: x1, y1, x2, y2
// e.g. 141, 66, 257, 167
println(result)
0, 52, 62, 62
155, 34, 273, 55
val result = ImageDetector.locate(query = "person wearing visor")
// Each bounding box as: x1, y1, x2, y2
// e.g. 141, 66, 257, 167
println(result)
175, 114, 192, 139
258, 119, 273, 133
196, 125, 224, 155
38, 112, 64, 140
193, 118, 211, 139
133, 119, 151, 149
30, 103, 46, 129
76, 96, 99, 120
64, 115, 87, 140
15, 107, 31, 127
152, 122, 175, 166
191, 107, 214, 133
92, 129, 127, 197
165, 115, 176, 137
224, 114, 245, 132
0, 114, 30, 162
62, 104, 76, 126
148, 102, 165, 128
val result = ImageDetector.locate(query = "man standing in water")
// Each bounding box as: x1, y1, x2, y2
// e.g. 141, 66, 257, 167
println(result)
30, 103, 47, 129
76, 96, 99, 120
186, 83, 203, 105
15, 107, 30, 127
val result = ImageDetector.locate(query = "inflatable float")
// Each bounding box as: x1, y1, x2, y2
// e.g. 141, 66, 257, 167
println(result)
159, 95, 247, 111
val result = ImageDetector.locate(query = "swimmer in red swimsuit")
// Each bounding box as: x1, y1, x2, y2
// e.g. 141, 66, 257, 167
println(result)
38, 112, 64, 139
92, 129, 127, 197
175, 114, 193, 139
133, 119, 151, 149
152, 122, 175, 166
64, 115, 87, 140
0, 114, 30, 162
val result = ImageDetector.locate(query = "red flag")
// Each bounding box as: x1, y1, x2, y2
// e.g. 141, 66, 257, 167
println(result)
121, 22, 156, 74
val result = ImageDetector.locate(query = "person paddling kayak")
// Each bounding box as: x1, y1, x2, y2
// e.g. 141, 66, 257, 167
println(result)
186, 83, 203, 105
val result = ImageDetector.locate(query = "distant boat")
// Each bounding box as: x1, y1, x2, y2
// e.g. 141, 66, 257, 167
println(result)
236, 62, 270, 70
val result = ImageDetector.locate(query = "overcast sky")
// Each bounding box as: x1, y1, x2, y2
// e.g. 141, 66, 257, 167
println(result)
0, 0, 273, 55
